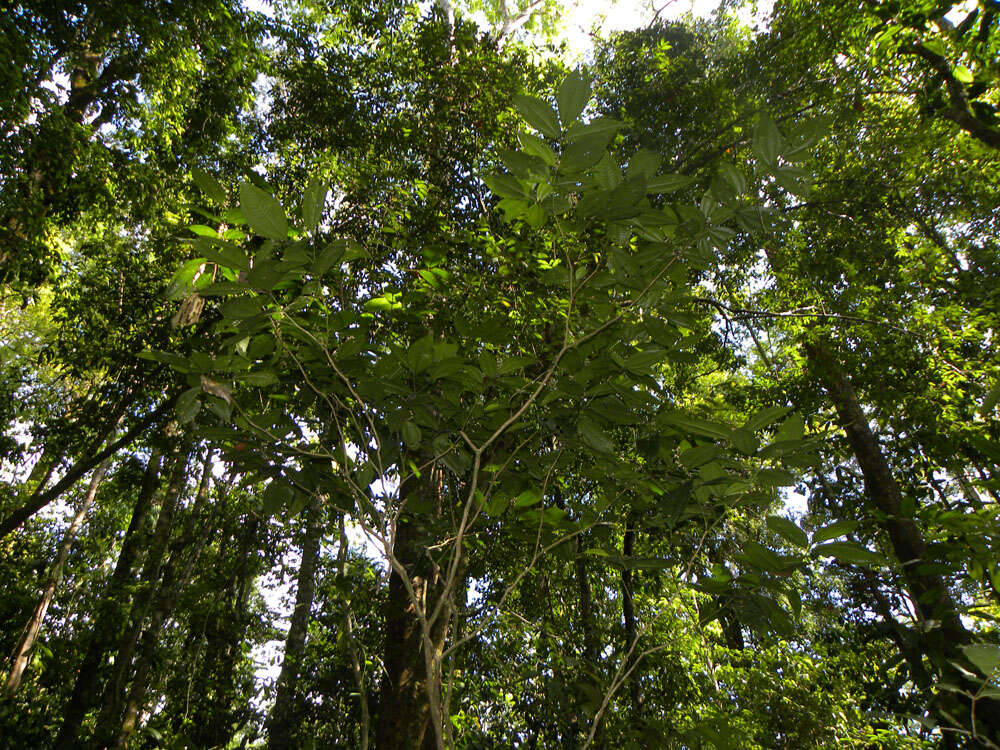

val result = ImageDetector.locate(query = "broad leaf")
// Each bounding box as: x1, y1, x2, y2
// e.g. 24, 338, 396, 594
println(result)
513, 95, 561, 139
302, 174, 328, 231
240, 182, 289, 240
766, 515, 808, 548
557, 69, 590, 125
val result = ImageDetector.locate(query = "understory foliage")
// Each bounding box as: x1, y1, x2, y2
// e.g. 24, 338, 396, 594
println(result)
0, 1, 998, 748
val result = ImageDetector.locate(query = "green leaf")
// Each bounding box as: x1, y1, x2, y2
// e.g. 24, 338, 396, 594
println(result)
401, 421, 422, 449
740, 540, 785, 574
578, 417, 614, 454
175, 387, 202, 424
593, 153, 622, 190
766, 516, 809, 548
514, 489, 542, 509
729, 428, 759, 455
189, 224, 218, 238
557, 69, 590, 125
982, 380, 1000, 414
240, 371, 279, 387
623, 348, 665, 374
517, 131, 557, 165
813, 541, 884, 566
312, 239, 346, 276
483, 173, 528, 199
240, 182, 289, 241
744, 405, 790, 431
658, 411, 731, 440
953, 65, 974, 84
498, 356, 534, 374
302, 174, 328, 231
646, 174, 696, 194
222, 296, 264, 320
560, 137, 607, 174
262, 481, 294, 516
718, 162, 746, 194
752, 115, 782, 166
962, 644, 1000, 676
501, 150, 547, 179
167, 258, 208, 300
755, 468, 796, 487
192, 168, 227, 204
479, 352, 498, 377
626, 149, 660, 181
811, 520, 857, 545
564, 117, 623, 143
772, 413, 805, 443
679, 444, 719, 468
513, 95, 561, 139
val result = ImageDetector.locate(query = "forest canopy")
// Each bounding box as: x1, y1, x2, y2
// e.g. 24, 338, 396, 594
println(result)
1, 0, 999, 748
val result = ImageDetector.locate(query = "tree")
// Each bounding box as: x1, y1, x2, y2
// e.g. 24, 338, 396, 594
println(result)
1, 2, 998, 748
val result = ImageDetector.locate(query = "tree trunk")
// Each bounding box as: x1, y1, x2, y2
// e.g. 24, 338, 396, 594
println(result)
806, 339, 1000, 741
190, 511, 264, 748
376, 468, 452, 750
90, 445, 190, 744
56, 449, 163, 747
4, 460, 109, 697
575, 535, 606, 749
620, 521, 641, 718
0, 398, 173, 540
265, 497, 323, 750
338, 514, 370, 750
112, 454, 215, 748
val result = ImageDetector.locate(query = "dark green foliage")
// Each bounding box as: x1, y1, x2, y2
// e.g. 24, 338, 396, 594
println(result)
0, 2, 997, 748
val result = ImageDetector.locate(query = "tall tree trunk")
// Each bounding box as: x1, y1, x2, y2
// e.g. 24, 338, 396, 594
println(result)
620, 521, 641, 718
0, 398, 173, 540
190, 511, 263, 748
90, 446, 189, 744
575, 535, 605, 749
806, 339, 1000, 741
56, 449, 163, 747
376, 469, 452, 750
112, 455, 215, 748
265, 497, 323, 750
338, 514, 370, 750
4, 460, 109, 697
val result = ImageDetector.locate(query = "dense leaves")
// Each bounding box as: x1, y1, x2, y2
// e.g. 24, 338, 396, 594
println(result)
0, 1, 998, 748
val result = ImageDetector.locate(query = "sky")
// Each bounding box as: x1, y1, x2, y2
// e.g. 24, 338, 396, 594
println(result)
245, 0, 731, 57
556, 0, 723, 56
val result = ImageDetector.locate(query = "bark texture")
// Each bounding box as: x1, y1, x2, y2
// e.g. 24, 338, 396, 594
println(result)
4, 460, 108, 697
90, 446, 190, 746
265, 497, 323, 750
112, 455, 215, 748
376, 470, 453, 750
56, 449, 163, 747
620, 522, 641, 718
807, 339, 1000, 742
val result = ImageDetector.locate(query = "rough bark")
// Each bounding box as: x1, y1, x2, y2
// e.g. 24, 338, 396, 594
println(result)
189, 511, 263, 749
4, 460, 109, 697
56, 449, 163, 747
376, 470, 452, 750
806, 339, 1000, 742
0, 397, 174, 540
806, 342, 964, 636
112, 455, 215, 748
338, 514, 370, 750
620, 522, 641, 718
265, 497, 323, 750
90, 445, 190, 744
